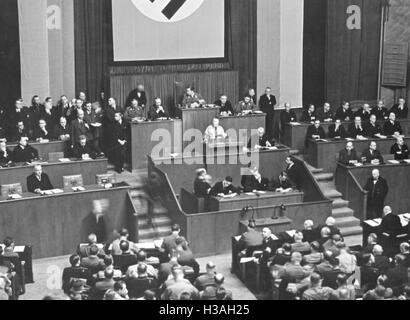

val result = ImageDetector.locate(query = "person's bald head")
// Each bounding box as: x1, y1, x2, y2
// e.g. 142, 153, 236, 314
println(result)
290, 252, 302, 264
88, 234, 97, 244
262, 227, 272, 238
373, 245, 383, 256
77, 109, 84, 119
346, 142, 354, 151
383, 206, 392, 216
372, 169, 380, 180
370, 141, 377, 151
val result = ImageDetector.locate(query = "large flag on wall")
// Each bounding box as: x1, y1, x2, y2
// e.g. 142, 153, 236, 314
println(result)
326, 0, 383, 106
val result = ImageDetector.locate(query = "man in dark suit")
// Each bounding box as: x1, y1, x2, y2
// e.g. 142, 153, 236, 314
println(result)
300, 104, 317, 123
391, 137, 410, 161
12, 136, 39, 163
354, 103, 372, 122
272, 171, 296, 192
361, 141, 384, 164
258, 87, 277, 139
335, 102, 354, 122
383, 112, 403, 136
126, 84, 147, 109
0, 141, 13, 167
81, 199, 111, 243
80, 244, 105, 274
53, 116, 71, 156
7, 99, 31, 135
9, 121, 30, 142
390, 98, 408, 119
247, 127, 273, 150
149, 98, 170, 121
317, 103, 334, 122
193, 169, 211, 198
91, 268, 115, 299
210, 176, 239, 197
26, 164, 54, 194
348, 117, 366, 139
108, 112, 127, 173
285, 156, 302, 190
214, 95, 235, 116
114, 241, 139, 274
328, 119, 347, 139
62, 254, 90, 294
363, 169, 389, 219
159, 224, 187, 256
365, 115, 384, 138
372, 100, 389, 121
338, 142, 360, 165
279, 102, 297, 132
71, 109, 92, 147
306, 120, 326, 145
72, 135, 97, 160
241, 166, 269, 192
239, 220, 264, 256
126, 263, 158, 299
103, 97, 123, 149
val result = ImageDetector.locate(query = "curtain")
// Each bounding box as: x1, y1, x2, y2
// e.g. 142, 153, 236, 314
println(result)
73, 0, 112, 102
326, 0, 383, 107
0, 0, 21, 110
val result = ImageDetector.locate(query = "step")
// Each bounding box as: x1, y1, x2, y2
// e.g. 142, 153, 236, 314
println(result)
138, 215, 172, 229
323, 189, 342, 199
138, 226, 172, 240
332, 198, 350, 209
332, 207, 354, 218
339, 225, 363, 237
314, 173, 334, 182
334, 216, 361, 228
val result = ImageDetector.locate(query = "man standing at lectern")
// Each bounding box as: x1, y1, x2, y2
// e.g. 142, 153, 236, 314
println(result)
259, 87, 277, 140
363, 169, 389, 220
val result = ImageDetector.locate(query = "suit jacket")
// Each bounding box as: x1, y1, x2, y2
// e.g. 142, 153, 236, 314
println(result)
306, 125, 326, 140
380, 213, 402, 236
280, 110, 297, 127
12, 144, 39, 163
27, 173, 54, 193
335, 107, 354, 122
80, 256, 105, 274
390, 143, 409, 160
247, 133, 272, 149
214, 100, 235, 115
272, 177, 295, 190
361, 149, 384, 164
373, 255, 391, 273
371, 107, 389, 121
365, 122, 383, 138
317, 109, 334, 122
93, 278, 115, 295
338, 148, 360, 165
8, 127, 30, 142
300, 110, 317, 123
149, 105, 170, 120
71, 119, 92, 145
161, 234, 187, 254
348, 123, 365, 138
363, 177, 389, 203
53, 124, 71, 140
7, 107, 31, 129
0, 148, 13, 166
32, 127, 51, 140
286, 163, 302, 189
39, 109, 57, 129
126, 276, 158, 299
259, 94, 277, 114
210, 181, 239, 196
383, 120, 403, 136
126, 90, 147, 107
241, 175, 269, 192
81, 212, 109, 243
72, 142, 97, 159
390, 104, 408, 119
354, 109, 371, 122
328, 124, 347, 139
194, 179, 211, 197
111, 121, 127, 145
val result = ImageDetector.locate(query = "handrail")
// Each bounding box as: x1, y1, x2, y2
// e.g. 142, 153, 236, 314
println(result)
346, 169, 368, 220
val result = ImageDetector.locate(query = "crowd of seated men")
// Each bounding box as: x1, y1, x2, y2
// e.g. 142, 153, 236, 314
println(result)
236, 207, 410, 300
48, 225, 233, 300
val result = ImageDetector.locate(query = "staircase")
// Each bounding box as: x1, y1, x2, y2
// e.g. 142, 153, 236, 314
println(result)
307, 164, 363, 246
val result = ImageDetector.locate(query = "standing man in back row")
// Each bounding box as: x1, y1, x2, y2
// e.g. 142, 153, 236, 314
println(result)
259, 87, 277, 140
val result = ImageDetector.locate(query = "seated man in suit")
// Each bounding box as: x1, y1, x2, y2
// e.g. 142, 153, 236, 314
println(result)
32, 119, 52, 142
53, 116, 71, 142
158, 224, 188, 257
380, 206, 403, 238
372, 100, 389, 121
291, 232, 311, 254
175, 237, 200, 275
0, 141, 13, 167
280, 102, 297, 130
72, 135, 97, 160
149, 97, 169, 121
193, 168, 212, 198
181, 86, 205, 109
114, 240, 139, 274
361, 141, 384, 164
272, 171, 295, 192
335, 101, 354, 122
390, 98, 408, 119
239, 220, 264, 257
355, 103, 372, 122
365, 114, 385, 139
246, 127, 273, 150
80, 244, 105, 275
236, 95, 257, 115
338, 142, 360, 166
328, 119, 347, 139
9, 121, 30, 142
317, 103, 334, 122
203, 118, 227, 143
391, 137, 410, 161
210, 176, 240, 197
62, 254, 90, 294
77, 233, 105, 259
215, 95, 234, 116
306, 120, 326, 143
12, 136, 39, 163
302, 220, 319, 244
124, 98, 145, 123
91, 268, 115, 299
126, 263, 158, 299
348, 116, 366, 139
285, 156, 302, 190
26, 164, 54, 194
383, 112, 403, 137
300, 104, 317, 123
241, 165, 269, 192
194, 262, 217, 292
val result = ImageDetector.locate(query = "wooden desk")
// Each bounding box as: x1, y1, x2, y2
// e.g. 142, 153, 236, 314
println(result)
152, 146, 290, 194
207, 191, 303, 212
220, 114, 266, 145
175, 107, 220, 147
0, 185, 133, 259
8, 141, 66, 161
306, 137, 410, 172
130, 119, 182, 170
335, 162, 410, 220
0, 158, 108, 193
283, 119, 410, 153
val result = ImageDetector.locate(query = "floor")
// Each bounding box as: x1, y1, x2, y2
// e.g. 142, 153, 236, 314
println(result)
20, 253, 256, 300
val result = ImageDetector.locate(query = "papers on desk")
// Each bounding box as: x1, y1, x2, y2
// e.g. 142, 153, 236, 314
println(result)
255, 191, 267, 194
49, 189, 64, 194
354, 163, 363, 167
253, 111, 263, 114
356, 137, 368, 141
366, 218, 382, 227
59, 158, 71, 162
39, 139, 50, 144
404, 160, 410, 164
8, 194, 22, 200
0, 244, 25, 253
72, 186, 86, 192
345, 138, 354, 141
400, 214, 410, 227
270, 234, 279, 241
388, 160, 400, 164
220, 193, 238, 198
240, 257, 255, 264
245, 193, 255, 196
286, 230, 297, 238
136, 242, 156, 250
289, 122, 301, 126
266, 146, 278, 151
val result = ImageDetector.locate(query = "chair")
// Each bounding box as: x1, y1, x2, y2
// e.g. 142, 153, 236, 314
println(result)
48, 152, 65, 162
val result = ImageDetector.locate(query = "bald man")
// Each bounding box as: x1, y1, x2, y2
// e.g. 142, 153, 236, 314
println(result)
363, 169, 389, 219
338, 142, 360, 165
